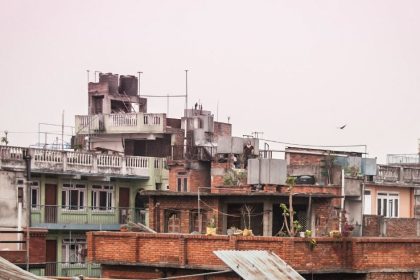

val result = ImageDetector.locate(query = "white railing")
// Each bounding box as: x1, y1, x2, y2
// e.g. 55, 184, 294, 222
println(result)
0, 146, 24, 160
153, 158, 166, 169
75, 115, 101, 134
66, 152, 92, 166
126, 156, 148, 168
76, 113, 165, 134
144, 114, 162, 125
0, 145, 168, 179
33, 149, 63, 163
97, 155, 121, 167
110, 113, 137, 127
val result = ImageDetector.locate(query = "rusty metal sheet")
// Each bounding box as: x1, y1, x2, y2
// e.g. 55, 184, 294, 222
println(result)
214, 250, 305, 280
0, 256, 50, 280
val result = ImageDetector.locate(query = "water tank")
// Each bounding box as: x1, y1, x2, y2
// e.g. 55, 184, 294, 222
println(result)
99, 73, 119, 94
119, 75, 138, 96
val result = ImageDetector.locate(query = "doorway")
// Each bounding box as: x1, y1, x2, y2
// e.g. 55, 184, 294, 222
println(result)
45, 184, 57, 223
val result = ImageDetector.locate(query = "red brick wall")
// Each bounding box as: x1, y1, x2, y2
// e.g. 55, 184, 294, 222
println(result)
363, 216, 418, 238
169, 163, 210, 193
384, 218, 417, 237
148, 196, 221, 234
312, 198, 340, 236
0, 250, 26, 264
210, 161, 230, 188
367, 272, 415, 280
0, 228, 48, 265
88, 232, 420, 275
363, 215, 381, 236
287, 152, 325, 165
29, 228, 47, 264
213, 122, 231, 141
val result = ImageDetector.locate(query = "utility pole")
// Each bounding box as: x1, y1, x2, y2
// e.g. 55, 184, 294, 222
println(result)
23, 151, 32, 271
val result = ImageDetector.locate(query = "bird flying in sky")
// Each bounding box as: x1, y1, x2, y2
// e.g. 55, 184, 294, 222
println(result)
338, 124, 347, 130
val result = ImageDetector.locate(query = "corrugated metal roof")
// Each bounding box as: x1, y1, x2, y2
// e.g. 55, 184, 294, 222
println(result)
214, 250, 305, 280
0, 256, 50, 280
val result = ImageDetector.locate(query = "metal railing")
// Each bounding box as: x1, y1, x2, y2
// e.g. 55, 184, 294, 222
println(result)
170, 145, 216, 161
41, 262, 101, 278
387, 154, 420, 165
31, 205, 146, 225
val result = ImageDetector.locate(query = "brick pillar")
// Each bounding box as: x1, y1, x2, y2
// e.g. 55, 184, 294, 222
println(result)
179, 236, 187, 266
229, 236, 238, 250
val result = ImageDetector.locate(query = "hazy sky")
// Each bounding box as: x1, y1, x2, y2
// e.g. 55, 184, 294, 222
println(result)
0, 0, 419, 163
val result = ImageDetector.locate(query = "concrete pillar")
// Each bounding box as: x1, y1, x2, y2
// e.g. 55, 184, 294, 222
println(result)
263, 201, 273, 236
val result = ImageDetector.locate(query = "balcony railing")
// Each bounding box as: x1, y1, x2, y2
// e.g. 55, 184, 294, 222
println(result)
387, 154, 420, 165
39, 262, 101, 278
75, 112, 166, 134
170, 145, 216, 161
376, 164, 420, 184
0, 145, 167, 178
31, 206, 146, 226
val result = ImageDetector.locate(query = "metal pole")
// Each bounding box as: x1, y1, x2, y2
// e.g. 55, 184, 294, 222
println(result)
61, 110, 64, 150
216, 100, 219, 122
185, 70, 188, 112
167, 94, 169, 116
339, 169, 345, 232
37, 124, 40, 148
183, 70, 189, 157
23, 152, 32, 271
137, 71, 142, 96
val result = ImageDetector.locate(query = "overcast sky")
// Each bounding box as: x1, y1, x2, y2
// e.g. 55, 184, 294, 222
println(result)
0, 0, 419, 163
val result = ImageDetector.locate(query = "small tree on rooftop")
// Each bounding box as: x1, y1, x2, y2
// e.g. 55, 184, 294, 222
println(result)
278, 176, 302, 237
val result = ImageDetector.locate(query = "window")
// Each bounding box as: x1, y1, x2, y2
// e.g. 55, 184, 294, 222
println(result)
177, 173, 188, 192
16, 179, 25, 206
62, 184, 86, 210
31, 181, 40, 210
165, 211, 180, 233
377, 192, 399, 218
91, 185, 113, 211
363, 190, 371, 215
62, 238, 86, 264
190, 210, 206, 233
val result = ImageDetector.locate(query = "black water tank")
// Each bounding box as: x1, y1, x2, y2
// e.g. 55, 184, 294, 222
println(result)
119, 75, 138, 96
99, 73, 119, 94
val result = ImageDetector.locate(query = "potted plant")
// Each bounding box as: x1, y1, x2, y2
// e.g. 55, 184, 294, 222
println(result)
342, 222, 355, 237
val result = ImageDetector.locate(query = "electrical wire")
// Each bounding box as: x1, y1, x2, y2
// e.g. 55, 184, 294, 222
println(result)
259, 138, 367, 149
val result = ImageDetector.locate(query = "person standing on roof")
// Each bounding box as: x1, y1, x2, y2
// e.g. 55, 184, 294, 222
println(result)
243, 141, 254, 169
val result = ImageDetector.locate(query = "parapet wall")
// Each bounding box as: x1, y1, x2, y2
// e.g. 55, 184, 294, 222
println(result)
87, 232, 420, 274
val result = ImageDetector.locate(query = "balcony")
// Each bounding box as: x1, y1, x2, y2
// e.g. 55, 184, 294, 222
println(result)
31, 206, 146, 230
75, 113, 166, 134
376, 164, 420, 185
0, 145, 167, 179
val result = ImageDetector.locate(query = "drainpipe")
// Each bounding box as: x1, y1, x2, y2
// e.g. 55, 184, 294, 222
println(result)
339, 169, 345, 232
23, 151, 32, 271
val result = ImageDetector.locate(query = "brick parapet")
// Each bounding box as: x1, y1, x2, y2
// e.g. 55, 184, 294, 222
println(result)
87, 232, 420, 274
